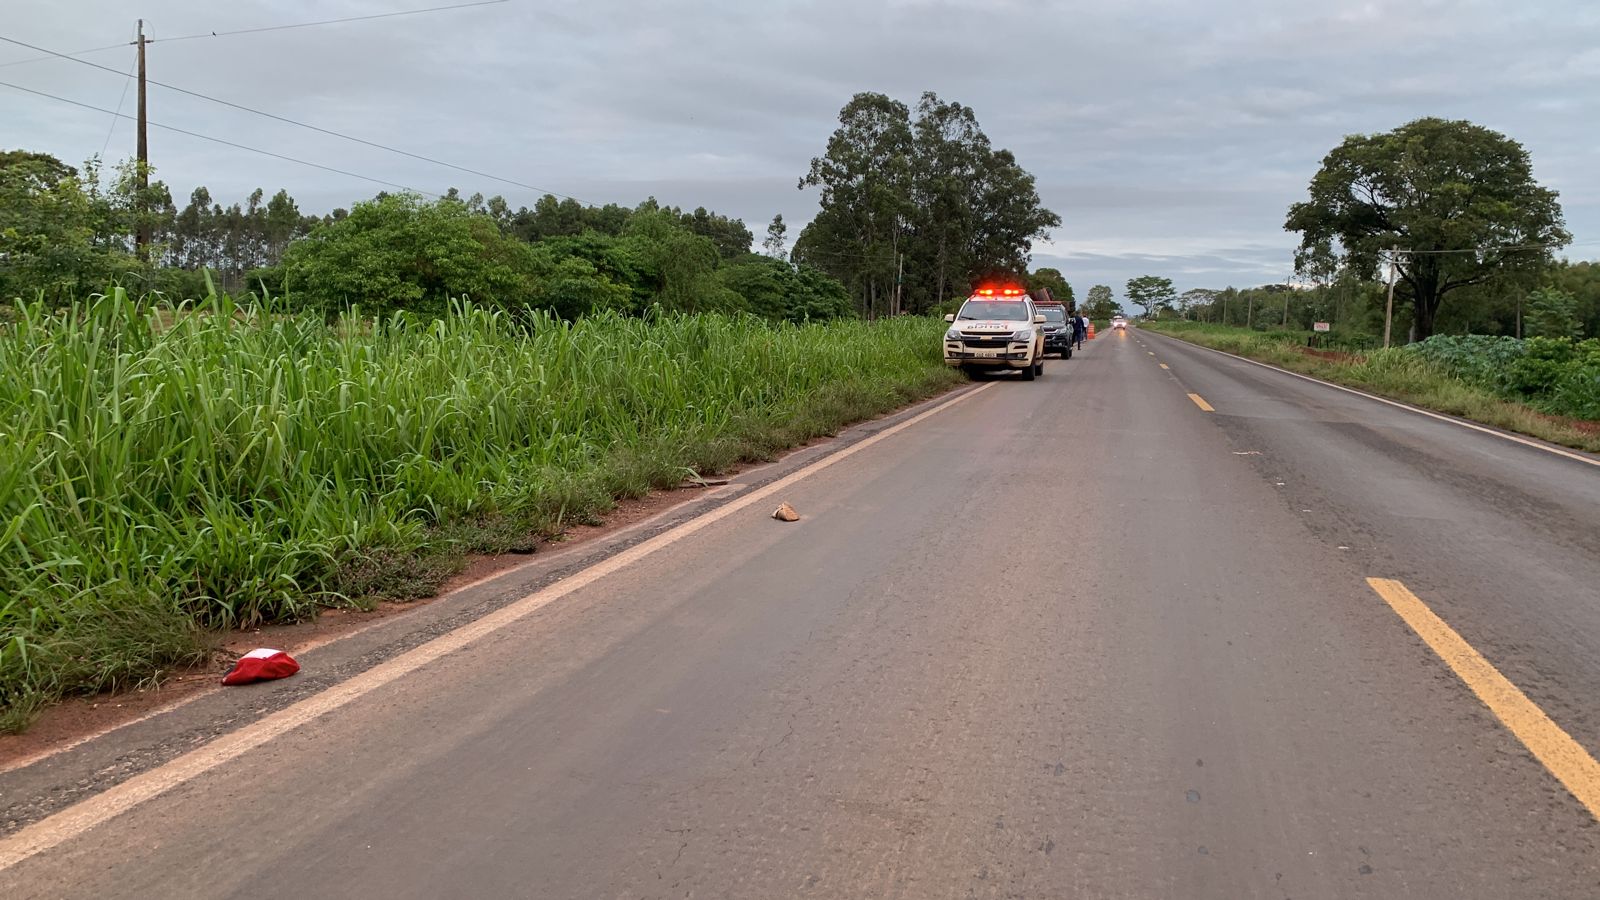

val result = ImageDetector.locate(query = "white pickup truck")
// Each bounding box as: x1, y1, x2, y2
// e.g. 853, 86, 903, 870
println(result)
942, 288, 1047, 381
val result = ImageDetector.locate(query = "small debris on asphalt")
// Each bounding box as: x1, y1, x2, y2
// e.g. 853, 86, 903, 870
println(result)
773, 502, 800, 522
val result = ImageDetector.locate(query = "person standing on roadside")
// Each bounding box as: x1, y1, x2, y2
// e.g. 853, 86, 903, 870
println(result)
1072, 312, 1087, 350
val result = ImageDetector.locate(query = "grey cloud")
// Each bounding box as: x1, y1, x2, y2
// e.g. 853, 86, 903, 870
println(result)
5, 0, 1598, 298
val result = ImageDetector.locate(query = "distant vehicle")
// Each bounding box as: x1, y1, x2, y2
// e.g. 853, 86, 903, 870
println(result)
1036, 304, 1073, 358
1112, 315, 1128, 330
943, 287, 1047, 380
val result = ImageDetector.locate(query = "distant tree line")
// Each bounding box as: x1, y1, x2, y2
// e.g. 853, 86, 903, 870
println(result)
4, 91, 1060, 323
1117, 117, 1592, 342
0, 149, 852, 322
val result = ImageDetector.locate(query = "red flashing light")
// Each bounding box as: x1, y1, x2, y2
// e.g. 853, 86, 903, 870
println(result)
972, 285, 1027, 298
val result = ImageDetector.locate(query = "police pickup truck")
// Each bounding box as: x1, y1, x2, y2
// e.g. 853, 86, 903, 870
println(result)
942, 287, 1047, 381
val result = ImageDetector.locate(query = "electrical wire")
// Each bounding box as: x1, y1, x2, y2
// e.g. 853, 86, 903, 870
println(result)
0, 1, 508, 68
0, 31, 585, 202
98, 42, 137, 159
0, 41, 127, 68
152, 1, 510, 43
0, 78, 435, 197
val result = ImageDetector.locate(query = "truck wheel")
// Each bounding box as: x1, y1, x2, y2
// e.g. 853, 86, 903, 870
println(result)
1033, 358, 1045, 377
1021, 361, 1036, 381
1064, 347, 1073, 360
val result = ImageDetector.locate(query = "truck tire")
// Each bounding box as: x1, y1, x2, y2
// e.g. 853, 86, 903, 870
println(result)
1021, 360, 1037, 381
1063, 347, 1073, 360
1033, 358, 1045, 377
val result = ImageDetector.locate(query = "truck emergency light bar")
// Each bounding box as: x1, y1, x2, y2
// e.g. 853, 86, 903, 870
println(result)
973, 287, 1027, 297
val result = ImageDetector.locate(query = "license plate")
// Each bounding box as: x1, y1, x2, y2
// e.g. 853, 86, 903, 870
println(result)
972, 347, 1003, 358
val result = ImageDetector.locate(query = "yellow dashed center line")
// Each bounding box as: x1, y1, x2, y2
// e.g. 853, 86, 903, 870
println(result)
1187, 393, 1214, 412
1367, 578, 1600, 822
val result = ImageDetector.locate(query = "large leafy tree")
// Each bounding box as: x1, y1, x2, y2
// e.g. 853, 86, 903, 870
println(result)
905, 92, 988, 311
798, 91, 1058, 315
1125, 275, 1176, 317
968, 148, 1059, 283
1083, 284, 1118, 319
276, 193, 554, 317
1286, 117, 1569, 339
1179, 288, 1218, 320
716, 254, 854, 322
0, 151, 109, 300
1028, 267, 1074, 306
796, 92, 915, 318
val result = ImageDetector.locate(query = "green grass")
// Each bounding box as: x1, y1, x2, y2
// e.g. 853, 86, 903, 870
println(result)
0, 291, 963, 730
1143, 321, 1600, 453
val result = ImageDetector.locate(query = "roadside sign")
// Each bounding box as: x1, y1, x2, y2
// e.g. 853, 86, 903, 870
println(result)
1313, 322, 1331, 332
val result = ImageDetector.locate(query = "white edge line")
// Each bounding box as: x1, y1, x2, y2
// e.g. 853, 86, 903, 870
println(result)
0, 381, 995, 870
0, 485, 750, 777
1147, 332, 1600, 468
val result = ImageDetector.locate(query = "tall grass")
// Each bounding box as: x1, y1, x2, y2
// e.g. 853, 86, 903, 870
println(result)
0, 290, 961, 729
1143, 321, 1600, 453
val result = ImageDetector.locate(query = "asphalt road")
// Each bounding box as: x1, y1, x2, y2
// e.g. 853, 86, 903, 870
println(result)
4, 327, 1600, 898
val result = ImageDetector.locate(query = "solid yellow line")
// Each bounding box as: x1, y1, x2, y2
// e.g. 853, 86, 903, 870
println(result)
1187, 393, 1214, 412
1159, 364, 1170, 370
0, 384, 997, 871
1367, 578, 1600, 821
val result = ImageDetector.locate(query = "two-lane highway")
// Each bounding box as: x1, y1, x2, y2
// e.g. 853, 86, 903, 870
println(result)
3, 328, 1598, 898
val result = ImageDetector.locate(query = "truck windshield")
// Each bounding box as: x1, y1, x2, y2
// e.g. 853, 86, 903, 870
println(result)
1039, 308, 1066, 323
957, 300, 1029, 320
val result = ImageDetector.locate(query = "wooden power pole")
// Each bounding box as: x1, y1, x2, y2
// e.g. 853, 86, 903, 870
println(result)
135, 19, 151, 260
1383, 245, 1399, 348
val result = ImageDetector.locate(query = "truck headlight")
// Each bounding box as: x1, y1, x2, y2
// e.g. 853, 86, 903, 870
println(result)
944, 329, 962, 342
1011, 329, 1034, 342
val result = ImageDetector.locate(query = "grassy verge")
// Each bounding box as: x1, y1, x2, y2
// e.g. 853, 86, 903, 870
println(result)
1141, 321, 1600, 453
0, 292, 963, 731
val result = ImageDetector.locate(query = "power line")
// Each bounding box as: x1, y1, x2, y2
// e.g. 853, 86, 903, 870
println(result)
0, 41, 127, 68
0, 78, 434, 197
153, 0, 510, 43
0, 31, 585, 203
0, 1, 509, 68
99, 43, 136, 159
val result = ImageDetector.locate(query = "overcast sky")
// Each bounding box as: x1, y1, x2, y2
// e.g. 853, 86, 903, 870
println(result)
5, 0, 1598, 300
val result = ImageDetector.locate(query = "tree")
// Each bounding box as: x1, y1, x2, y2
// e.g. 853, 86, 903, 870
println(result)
968, 148, 1059, 284
904, 92, 989, 311
621, 208, 744, 313
1125, 275, 1176, 318
1179, 288, 1218, 321
763, 214, 787, 258
716, 254, 853, 322
1286, 117, 1569, 340
1028, 267, 1074, 306
1083, 284, 1118, 319
797, 92, 914, 318
0, 151, 112, 301
1524, 288, 1582, 340
798, 91, 1059, 315
275, 193, 554, 317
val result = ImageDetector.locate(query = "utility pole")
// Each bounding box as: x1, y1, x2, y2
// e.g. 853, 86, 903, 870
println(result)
893, 251, 904, 316
135, 19, 150, 261
1282, 273, 1292, 327
1383, 245, 1399, 348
